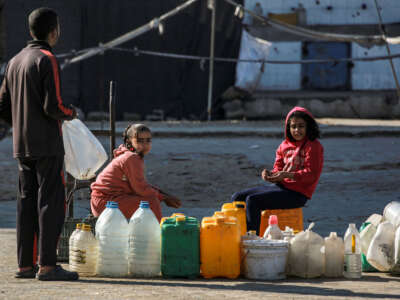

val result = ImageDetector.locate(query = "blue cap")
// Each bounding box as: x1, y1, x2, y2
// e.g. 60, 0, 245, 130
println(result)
139, 201, 149, 208
106, 201, 119, 209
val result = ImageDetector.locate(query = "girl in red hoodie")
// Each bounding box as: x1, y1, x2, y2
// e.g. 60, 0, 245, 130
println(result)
231, 107, 324, 234
90, 124, 181, 221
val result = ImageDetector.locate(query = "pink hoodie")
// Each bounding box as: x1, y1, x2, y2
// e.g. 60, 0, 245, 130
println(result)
91, 144, 163, 201
272, 107, 324, 199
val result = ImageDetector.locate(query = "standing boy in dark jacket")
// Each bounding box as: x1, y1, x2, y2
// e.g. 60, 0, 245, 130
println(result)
0, 7, 78, 281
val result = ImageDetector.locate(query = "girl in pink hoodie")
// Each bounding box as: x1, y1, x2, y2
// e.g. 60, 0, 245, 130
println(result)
90, 124, 181, 221
231, 107, 324, 234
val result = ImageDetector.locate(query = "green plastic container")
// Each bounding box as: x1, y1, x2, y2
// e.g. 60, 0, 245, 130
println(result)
161, 215, 200, 278
359, 222, 378, 272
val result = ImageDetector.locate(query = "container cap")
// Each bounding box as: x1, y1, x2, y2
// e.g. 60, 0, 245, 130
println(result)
139, 201, 149, 208
106, 201, 119, 209
176, 216, 186, 222
269, 215, 278, 225
82, 224, 92, 231
76, 223, 82, 229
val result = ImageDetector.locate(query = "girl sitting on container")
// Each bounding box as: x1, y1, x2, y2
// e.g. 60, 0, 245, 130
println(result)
231, 106, 324, 234
90, 123, 181, 221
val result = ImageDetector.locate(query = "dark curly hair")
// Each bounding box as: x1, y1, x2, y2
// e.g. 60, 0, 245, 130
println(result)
122, 124, 151, 155
286, 111, 320, 142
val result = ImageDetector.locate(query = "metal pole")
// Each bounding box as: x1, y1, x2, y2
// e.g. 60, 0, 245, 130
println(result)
207, 0, 216, 121
109, 81, 116, 159
373, 0, 400, 100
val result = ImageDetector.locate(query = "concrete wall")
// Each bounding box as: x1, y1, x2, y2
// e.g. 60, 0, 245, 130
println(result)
352, 43, 400, 89
243, 0, 400, 25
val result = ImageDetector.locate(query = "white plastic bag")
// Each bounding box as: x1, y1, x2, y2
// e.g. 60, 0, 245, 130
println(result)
62, 119, 108, 180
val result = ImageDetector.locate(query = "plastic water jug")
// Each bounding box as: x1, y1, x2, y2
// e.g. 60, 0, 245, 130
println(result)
263, 215, 283, 240
221, 201, 247, 236
69, 223, 82, 262
69, 224, 98, 276
283, 226, 295, 242
128, 201, 161, 277
324, 232, 344, 277
343, 223, 362, 279
392, 226, 400, 274
365, 214, 383, 227
359, 222, 378, 272
96, 201, 129, 277
288, 223, 325, 278
366, 221, 395, 271
161, 215, 199, 278
242, 239, 289, 280
200, 215, 240, 279
383, 201, 400, 228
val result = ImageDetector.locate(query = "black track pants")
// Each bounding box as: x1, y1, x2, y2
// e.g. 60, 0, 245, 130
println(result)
17, 156, 65, 267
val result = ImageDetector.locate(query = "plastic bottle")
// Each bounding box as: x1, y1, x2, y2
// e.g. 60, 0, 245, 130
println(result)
69, 223, 82, 263
282, 226, 295, 242
366, 221, 395, 271
69, 224, 98, 276
392, 226, 400, 274
343, 223, 362, 279
263, 215, 283, 240
288, 223, 325, 278
359, 222, 378, 272
128, 201, 161, 277
324, 232, 344, 277
96, 201, 129, 277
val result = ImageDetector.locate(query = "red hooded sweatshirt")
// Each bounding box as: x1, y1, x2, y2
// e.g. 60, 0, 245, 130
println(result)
91, 144, 163, 201
272, 107, 324, 199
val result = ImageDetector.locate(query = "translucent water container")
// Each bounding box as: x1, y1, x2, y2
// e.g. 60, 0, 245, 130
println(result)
221, 201, 247, 236
200, 215, 240, 279
324, 232, 344, 278
359, 222, 378, 272
96, 201, 129, 277
383, 201, 400, 228
128, 201, 161, 277
263, 215, 283, 240
69, 223, 82, 263
344, 223, 362, 279
366, 221, 395, 272
392, 226, 400, 274
69, 224, 98, 276
161, 215, 200, 278
288, 223, 325, 278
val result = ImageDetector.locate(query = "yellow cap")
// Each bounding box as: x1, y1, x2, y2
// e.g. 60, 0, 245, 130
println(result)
82, 224, 91, 231
76, 223, 82, 230
216, 216, 225, 224
176, 216, 186, 222
213, 211, 225, 217
171, 213, 185, 218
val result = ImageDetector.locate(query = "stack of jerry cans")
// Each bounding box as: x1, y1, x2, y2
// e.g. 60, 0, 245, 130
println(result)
200, 215, 241, 279
221, 201, 247, 236
161, 215, 200, 278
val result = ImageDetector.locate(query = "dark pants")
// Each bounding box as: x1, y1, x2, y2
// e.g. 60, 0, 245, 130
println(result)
231, 184, 307, 234
17, 156, 65, 267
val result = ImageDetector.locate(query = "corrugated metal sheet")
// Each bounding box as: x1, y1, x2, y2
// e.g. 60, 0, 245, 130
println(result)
352, 43, 400, 89
257, 42, 301, 90
244, 0, 400, 25
302, 42, 349, 90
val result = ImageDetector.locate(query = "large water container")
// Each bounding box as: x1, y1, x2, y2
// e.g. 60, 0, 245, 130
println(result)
383, 201, 400, 228
161, 215, 199, 278
343, 223, 362, 279
69, 223, 82, 263
392, 226, 400, 274
243, 239, 289, 280
221, 201, 247, 236
366, 221, 395, 271
69, 224, 98, 276
200, 215, 240, 279
324, 232, 344, 277
128, 201, 161, 277
359, 222, 378, 272
96, 201, 129, 277
288, 223, 325, 278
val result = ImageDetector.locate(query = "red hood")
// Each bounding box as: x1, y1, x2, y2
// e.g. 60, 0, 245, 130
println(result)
285, 106, 314, 141
113, 144, 130, 158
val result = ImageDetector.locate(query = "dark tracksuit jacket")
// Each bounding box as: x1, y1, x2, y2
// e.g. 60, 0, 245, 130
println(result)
0, 40, 75, 267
